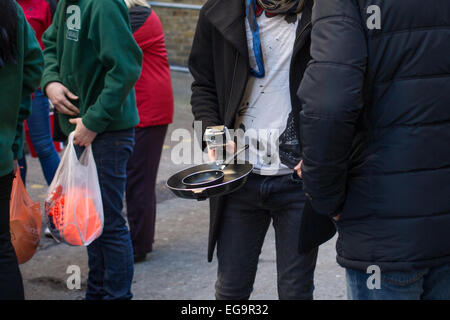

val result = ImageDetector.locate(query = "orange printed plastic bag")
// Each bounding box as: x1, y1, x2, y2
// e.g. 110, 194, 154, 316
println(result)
10, 168, 42, 264
45, 133, 103, 246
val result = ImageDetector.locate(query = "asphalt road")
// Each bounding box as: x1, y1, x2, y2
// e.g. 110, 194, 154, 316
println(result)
19, 72, 346, 300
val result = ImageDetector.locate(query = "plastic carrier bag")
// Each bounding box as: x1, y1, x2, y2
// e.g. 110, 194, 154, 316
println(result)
45, 132, 103, 246
10, 168, 42, 264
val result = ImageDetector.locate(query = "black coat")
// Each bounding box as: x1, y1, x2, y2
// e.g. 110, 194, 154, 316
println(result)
299, 0, 450, 272
189, 0, 313, 262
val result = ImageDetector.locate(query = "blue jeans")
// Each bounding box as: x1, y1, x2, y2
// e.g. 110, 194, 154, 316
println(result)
26, 89, 60, 185
346, 264, 450, 300
216, 173, 318, 300
82, 129, 135, 300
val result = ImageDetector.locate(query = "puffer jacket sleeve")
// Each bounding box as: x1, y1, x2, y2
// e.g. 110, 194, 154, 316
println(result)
299, 0, 368, 217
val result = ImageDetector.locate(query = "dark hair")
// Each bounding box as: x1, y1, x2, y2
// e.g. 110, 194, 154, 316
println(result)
0, 0, 18, 69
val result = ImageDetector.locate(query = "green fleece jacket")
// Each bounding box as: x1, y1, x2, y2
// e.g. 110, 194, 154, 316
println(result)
41, 0, 143, 135
0, 5, 43, 177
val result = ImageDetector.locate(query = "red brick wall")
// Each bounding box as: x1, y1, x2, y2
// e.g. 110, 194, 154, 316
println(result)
151, 0, 207, 67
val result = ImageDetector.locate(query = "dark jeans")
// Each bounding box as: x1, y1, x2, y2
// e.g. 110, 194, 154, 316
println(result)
0, 172, 24, 300
126, 125, 167, 255
82, 129, 135, 300
216, 173, 318, 300
346, 264, 450, 300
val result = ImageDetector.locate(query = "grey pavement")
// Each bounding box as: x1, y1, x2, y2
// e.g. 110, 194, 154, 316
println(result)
20, 72, 346, 300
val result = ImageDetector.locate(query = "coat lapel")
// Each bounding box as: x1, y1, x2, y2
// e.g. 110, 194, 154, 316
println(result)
204, 0, 249, 57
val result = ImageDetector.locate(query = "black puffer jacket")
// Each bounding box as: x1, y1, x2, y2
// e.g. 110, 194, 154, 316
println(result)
299, 0, 450, 272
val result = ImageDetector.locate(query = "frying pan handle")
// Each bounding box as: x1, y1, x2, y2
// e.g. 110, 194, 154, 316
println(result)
220, 144, 249, 169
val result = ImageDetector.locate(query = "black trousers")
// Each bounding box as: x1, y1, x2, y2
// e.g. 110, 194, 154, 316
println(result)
0, 172, 24, 300
216, 173, 318, 300
126, 125, 168, 255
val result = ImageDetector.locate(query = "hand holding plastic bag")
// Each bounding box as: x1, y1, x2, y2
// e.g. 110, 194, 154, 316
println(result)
45, 132, 103, 246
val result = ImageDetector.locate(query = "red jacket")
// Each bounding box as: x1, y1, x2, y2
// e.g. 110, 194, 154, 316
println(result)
132, 10, 174, 127
17, 0, 53, 50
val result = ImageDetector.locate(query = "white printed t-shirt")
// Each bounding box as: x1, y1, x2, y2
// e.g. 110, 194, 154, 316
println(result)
235, 12, 301, 176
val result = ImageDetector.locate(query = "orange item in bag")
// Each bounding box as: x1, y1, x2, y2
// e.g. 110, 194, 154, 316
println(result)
10, 169, 42, 264
47, 186, 102, 246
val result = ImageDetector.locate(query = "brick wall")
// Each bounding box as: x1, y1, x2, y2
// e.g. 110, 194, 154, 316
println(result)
150, 0, 207, 67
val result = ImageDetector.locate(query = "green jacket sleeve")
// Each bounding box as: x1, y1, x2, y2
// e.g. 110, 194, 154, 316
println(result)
13, 8, 44, 159
12, 97, 32, 160
40, 3, 62, 91
82, 0, 143, 133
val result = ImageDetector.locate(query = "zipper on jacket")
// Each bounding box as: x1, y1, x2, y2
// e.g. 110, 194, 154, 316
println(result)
229, 52, 239, 101
295, 21, 312, 44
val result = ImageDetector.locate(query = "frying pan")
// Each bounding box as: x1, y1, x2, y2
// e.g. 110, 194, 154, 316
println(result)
181, 145, 249, 188
166, 148, 253, 201
181, 169, 224, 188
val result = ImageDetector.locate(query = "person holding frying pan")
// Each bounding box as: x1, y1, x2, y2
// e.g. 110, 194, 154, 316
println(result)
189, 0, 318, 300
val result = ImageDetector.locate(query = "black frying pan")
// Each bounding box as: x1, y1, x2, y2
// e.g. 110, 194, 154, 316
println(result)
181, 169, 224, 188
166, 160, 253, 201
181, 145, 249, 188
